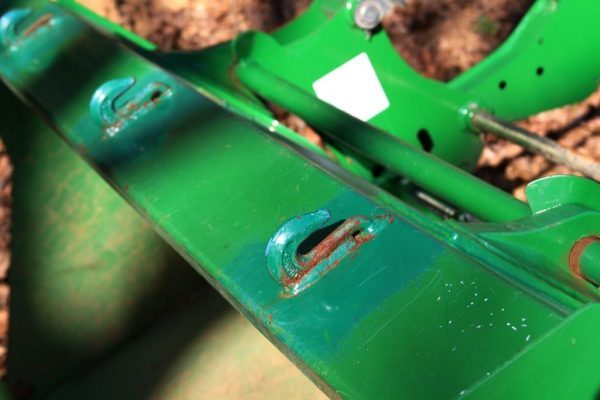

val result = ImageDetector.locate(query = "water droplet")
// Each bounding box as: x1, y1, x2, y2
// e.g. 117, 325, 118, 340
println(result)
526, 334, 531, 342
448, 320, 453, 325
501, 308, 505, 312
484, 298, 488, 302
476, 325, 482, 329
511, 326, 517, 331
521, 324, 527, 328
437, 296, 441, 301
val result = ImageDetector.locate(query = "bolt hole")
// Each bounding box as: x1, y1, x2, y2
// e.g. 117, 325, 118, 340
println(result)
150, 90, 163, 104
372, 165, 385, 178
417, 129, 434, 152
536, 66, 544, 76
297, 220, 345, 256
352, 229, 363, 240
498, 81, 507, 90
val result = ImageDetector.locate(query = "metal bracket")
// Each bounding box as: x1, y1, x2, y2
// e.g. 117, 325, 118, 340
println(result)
90, 77, 173, 137
266, 209, 393, 295
0, 8, 58, 48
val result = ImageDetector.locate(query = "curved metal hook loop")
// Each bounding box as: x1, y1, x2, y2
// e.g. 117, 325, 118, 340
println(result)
0, 8, 32, 48
265, 209, 331, 283
90, 76, 137, 128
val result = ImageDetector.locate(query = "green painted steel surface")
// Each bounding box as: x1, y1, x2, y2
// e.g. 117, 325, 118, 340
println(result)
0, 76, 324, 399
231, 4, 483, 171
466, 305, 600, 399
580, 242, 600, 286
235, 61, 529, 223
450, 0, 600, 119
0, 0, 598, 399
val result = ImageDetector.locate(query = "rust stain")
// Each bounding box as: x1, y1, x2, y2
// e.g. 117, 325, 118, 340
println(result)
299, 218, 363, 270
23, 14, 54, 37
569, 235, 600, 280
283, 217, 382, 288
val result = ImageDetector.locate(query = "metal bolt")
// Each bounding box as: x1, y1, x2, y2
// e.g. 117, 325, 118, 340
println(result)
471, 111, 600, 182
354, 0, 387, 30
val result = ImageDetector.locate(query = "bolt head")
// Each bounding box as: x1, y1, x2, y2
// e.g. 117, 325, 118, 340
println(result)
355, 1, 385, 30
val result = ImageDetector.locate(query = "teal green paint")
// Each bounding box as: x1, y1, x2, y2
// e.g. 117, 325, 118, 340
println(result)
89, 76, 137, 127
266, 210, 393, 295
0, 8, 32, 47
332, 251, 564, 399
0, 5, 85, 87
266, 209, 332, 283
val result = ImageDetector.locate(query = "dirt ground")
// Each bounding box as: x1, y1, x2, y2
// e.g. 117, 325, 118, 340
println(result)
0, 0, 597, 375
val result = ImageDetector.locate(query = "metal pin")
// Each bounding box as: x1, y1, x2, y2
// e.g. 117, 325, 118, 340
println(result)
471, 111, 600, 182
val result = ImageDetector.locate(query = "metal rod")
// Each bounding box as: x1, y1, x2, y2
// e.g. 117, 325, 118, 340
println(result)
471, 111, 600, 182
236, 61, 530, 222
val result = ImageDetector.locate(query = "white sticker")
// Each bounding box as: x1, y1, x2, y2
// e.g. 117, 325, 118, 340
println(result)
312, 53, 390, 121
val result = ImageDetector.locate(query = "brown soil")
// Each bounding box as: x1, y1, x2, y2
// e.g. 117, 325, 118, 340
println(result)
81, 0, 311, 50
479, 90, 600, 200
383, 0, 534, 81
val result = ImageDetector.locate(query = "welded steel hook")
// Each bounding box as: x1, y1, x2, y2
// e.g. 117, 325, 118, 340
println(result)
265, 209, 332, 284
90, 76, 137, 128
266, 209, 392, 295
0, 8, 32, 48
